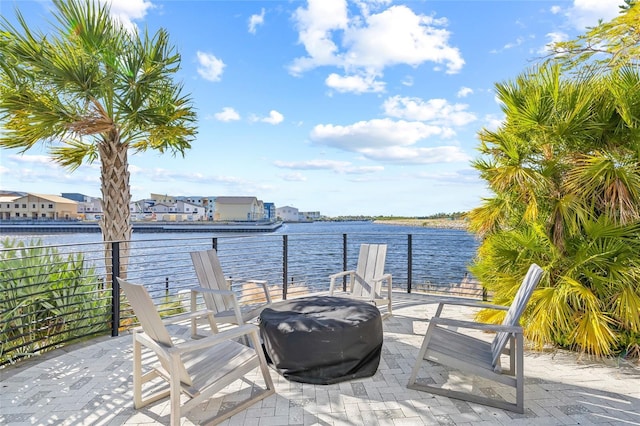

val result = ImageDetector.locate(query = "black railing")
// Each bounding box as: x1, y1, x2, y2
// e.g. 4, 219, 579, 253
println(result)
1, 231, 481, 365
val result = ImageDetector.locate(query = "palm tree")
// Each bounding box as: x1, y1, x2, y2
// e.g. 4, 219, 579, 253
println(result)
468, 63, 640, 357
0, 0, 197, 278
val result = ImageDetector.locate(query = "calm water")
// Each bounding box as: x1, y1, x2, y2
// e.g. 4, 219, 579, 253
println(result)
2, 221, 480, 292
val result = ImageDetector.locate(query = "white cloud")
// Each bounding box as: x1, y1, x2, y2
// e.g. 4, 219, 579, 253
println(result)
503, 36, 524, 50
342, 6, 464, 73
456, 87, 473, 98
1, 154, 100, 184
289, 1, 464, 93
290, 0, 349, 74
196, 51, 225, 82
340, 165, 384, 174
564, 0, 625, 30
414, 168, 480, 184
382, 96, 477, 126
274, 159, 384, 174
9, 154, 56, 166
311, 119, 449, 150
401, 76, 414, 86
250, 110, 284, 125
360, 145, 470, 164
279, 172, 307, 182
483, 113, 504, 132
540, 31, 569, 54
214, 107, 240, 122
308, 118, 469, 164
101, 0, 154, 31
325, 73, 385, 93
262, 110, 284, 125
248, 8, 265, 34
275, 159, 352, 170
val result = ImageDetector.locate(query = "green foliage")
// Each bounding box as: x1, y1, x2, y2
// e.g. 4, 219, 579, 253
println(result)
0, 0, 198, 247
547, 3, 640, 71
469, 60, 640, 358
0, 238, 110, 364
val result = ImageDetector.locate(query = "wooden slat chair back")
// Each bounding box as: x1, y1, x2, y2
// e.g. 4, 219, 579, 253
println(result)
407, 264, 544, 413
190, 249, 272, 329
329, 244, 393, 318
491, 264, 543, 370
118, 278, 275, 425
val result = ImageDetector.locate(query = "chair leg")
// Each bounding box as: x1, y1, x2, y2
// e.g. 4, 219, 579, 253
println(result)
250, 331, 275, 393
407, 322, 435, 386
515, 333, 524, 413
132, 336, 143, 409
169, 355, 182, 426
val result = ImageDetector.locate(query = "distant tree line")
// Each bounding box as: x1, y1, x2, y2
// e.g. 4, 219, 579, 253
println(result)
372, 212, 467, 221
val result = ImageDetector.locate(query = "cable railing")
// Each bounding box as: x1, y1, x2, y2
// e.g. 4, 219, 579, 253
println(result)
1, 231, 480, 365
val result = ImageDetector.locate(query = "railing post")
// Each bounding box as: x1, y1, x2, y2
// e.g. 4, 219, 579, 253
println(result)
342, 233, 348, 292
111, 241, 120, 337
283, 235, 288, 300
407, 234, 413, 293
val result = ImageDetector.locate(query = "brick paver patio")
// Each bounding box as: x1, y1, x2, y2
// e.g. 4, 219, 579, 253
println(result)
2, 293, 639, 425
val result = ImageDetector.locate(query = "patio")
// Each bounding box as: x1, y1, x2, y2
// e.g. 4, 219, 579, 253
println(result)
2, 292, 639, 425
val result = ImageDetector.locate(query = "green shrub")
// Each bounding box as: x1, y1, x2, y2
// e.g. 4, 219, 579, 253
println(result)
0, 239, 110, 364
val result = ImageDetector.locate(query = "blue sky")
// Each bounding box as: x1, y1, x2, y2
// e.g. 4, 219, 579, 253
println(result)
0, 0, 626, 217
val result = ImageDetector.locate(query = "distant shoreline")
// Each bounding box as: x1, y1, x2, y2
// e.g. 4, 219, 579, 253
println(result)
373, 218, 468, 230
0, 220, 283, 234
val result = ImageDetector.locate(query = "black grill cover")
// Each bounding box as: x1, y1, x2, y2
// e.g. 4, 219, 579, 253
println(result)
259, 296, 383, 384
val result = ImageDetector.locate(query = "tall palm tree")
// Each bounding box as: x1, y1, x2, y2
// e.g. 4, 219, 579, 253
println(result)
0, 0, 197, 278
469, 63, 640, 357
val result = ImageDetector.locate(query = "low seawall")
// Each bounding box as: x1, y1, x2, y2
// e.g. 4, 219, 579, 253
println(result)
0, 221, 283, 234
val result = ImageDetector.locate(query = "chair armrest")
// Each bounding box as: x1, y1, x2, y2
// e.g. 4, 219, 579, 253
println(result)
433, 299, 509, 318
329, 270, 354, 280
134, 329, 172, 358
329, 270, 355, 293
190, 287, 245, 324
430, 316, 523, 334
244, 280, 272, 303
190, 287, 237, 306
372, 273, 392, 284
161, 309, 212, 325
170, 324, 259, 354
191, 287, 235, 297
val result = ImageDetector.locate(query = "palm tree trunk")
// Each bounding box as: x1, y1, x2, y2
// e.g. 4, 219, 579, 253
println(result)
99, 130, 132, 283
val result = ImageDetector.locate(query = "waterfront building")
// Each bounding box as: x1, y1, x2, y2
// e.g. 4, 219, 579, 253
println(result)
62, 193, 103, 220
276, 205, 300, 222
175, 200, 206, 220
214, 196, 264, 221
301, 211, 321, 221
130, 199, 154, 220
0, 193, 78, 220
264, 202, 276, 221
1, 190, 285, 223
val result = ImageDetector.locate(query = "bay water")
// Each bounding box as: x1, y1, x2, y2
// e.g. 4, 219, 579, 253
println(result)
3, 221, 480, 293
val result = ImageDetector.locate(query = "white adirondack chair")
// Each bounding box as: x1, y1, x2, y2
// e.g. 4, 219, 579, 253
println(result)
329, 244, 393, 318
190, 249, 272, 329
407, 264, 544, 413
118, 278, 275, 426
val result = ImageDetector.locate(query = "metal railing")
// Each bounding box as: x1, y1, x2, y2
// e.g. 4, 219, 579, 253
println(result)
0, 231, 480, 365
